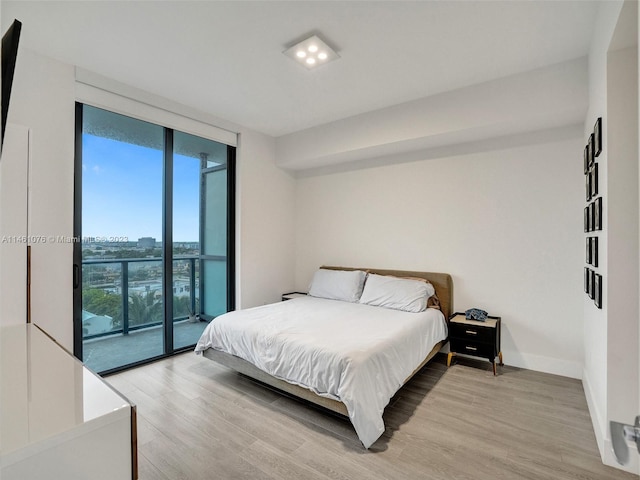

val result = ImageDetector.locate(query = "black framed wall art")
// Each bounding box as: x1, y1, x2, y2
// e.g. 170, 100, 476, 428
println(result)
594, 117, 602, 157
594, 196, 602, 231
585, 267, 590, 294
590, 236, 598, 267
583, 116, 604, 308
584, 145, 589, 174
586, 238, 591, 264
584, 206, 588, 232
590, 163, 598, 198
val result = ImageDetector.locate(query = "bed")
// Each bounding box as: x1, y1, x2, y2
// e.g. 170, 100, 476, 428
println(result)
195, 266, 453, 448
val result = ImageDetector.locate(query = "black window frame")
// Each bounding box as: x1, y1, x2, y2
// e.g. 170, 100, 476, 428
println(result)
73, 101, 236, 373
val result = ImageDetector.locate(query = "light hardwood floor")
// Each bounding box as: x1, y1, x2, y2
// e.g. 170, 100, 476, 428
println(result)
107, 352, 637, 480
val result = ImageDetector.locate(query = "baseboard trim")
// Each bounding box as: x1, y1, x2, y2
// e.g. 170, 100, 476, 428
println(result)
582, 369, 605, 457
501, 349, 582, 379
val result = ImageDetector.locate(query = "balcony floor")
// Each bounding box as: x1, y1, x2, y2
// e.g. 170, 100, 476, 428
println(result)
83, 320, 209, 373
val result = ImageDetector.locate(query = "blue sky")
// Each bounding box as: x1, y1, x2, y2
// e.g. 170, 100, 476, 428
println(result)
82, 134, 200, 242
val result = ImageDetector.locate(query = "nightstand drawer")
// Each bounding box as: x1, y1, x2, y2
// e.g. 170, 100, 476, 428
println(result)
449, 321, 495, 344
449, 337, 496, 359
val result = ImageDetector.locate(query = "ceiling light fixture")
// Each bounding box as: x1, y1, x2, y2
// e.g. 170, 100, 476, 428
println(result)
283, 34, 339, 70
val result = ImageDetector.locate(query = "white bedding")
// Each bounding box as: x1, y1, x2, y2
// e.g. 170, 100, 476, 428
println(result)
194, 296, 447, 448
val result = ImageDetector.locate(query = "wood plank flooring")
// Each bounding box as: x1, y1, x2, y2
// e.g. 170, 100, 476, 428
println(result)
106, 352, 637, 480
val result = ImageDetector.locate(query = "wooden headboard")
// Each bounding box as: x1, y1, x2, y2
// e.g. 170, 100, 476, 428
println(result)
321, 266, 454, 320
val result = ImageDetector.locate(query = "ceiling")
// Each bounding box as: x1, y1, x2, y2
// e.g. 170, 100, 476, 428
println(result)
3, 1, 599, 137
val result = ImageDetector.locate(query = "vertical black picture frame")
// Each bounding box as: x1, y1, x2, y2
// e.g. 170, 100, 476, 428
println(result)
591, 236, 598, 267
588, 202, 595, 232
594, 273, 602, 308
594, 197, 602, 231
585, 173, 590, 201
584, 206, 589, 232
588, 134, 595, 168
589, 269, 596, 299
584, 145, 589, 174
584, 267, 590, 294
586, 237, 591, 264
590, 163, 598, 198
594, 117, 602, 157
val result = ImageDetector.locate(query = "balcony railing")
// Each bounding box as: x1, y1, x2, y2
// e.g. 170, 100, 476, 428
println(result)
82, 256, 199, 340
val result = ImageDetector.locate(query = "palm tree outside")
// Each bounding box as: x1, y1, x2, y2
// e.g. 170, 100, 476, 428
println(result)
128, 290, 163, 327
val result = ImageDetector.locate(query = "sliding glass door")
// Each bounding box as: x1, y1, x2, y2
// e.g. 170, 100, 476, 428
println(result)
171, 131, 235, 350
74, 104, 235, 374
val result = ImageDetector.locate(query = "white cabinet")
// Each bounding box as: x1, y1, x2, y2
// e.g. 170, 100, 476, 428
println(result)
0, 324, 137, 479
0, 124, 29, 325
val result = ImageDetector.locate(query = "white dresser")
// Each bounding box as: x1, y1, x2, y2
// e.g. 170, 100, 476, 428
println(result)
0, 324, 137, 479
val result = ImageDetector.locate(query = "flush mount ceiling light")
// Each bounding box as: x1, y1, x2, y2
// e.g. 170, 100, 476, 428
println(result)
283, 34, 340, 70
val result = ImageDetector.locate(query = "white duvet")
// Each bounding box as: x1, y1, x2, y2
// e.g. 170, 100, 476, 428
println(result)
194, 296, 447, 448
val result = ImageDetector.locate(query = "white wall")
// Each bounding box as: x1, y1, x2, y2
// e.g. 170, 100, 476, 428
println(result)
295, 137, 584, 378
236, 130, 296, 308
606, 43, 639, 469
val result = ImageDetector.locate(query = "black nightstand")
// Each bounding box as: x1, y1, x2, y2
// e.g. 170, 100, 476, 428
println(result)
281, 292, 307, 301
447, 312, 503, 375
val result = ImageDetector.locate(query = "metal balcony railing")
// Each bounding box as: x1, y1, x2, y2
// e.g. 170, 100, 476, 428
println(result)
82, 256, 199, 340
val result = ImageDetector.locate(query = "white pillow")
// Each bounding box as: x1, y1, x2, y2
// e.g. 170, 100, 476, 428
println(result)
359, 274, 434, 313
308, 269, 367, 303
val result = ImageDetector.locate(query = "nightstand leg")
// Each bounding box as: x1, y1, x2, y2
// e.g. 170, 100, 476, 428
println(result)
447, 352, 455, 367
492, 361, 497, 376
498, 351, 503, 366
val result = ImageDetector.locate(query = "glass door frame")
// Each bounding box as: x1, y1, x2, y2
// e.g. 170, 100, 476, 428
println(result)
163, 128, 174, 355
72, 102, 236, 373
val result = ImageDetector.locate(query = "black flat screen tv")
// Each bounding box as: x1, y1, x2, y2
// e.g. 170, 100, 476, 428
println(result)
1, 19, 22, 152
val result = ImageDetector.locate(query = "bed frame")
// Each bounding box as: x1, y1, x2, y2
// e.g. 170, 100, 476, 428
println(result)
203, 267, 453, 417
